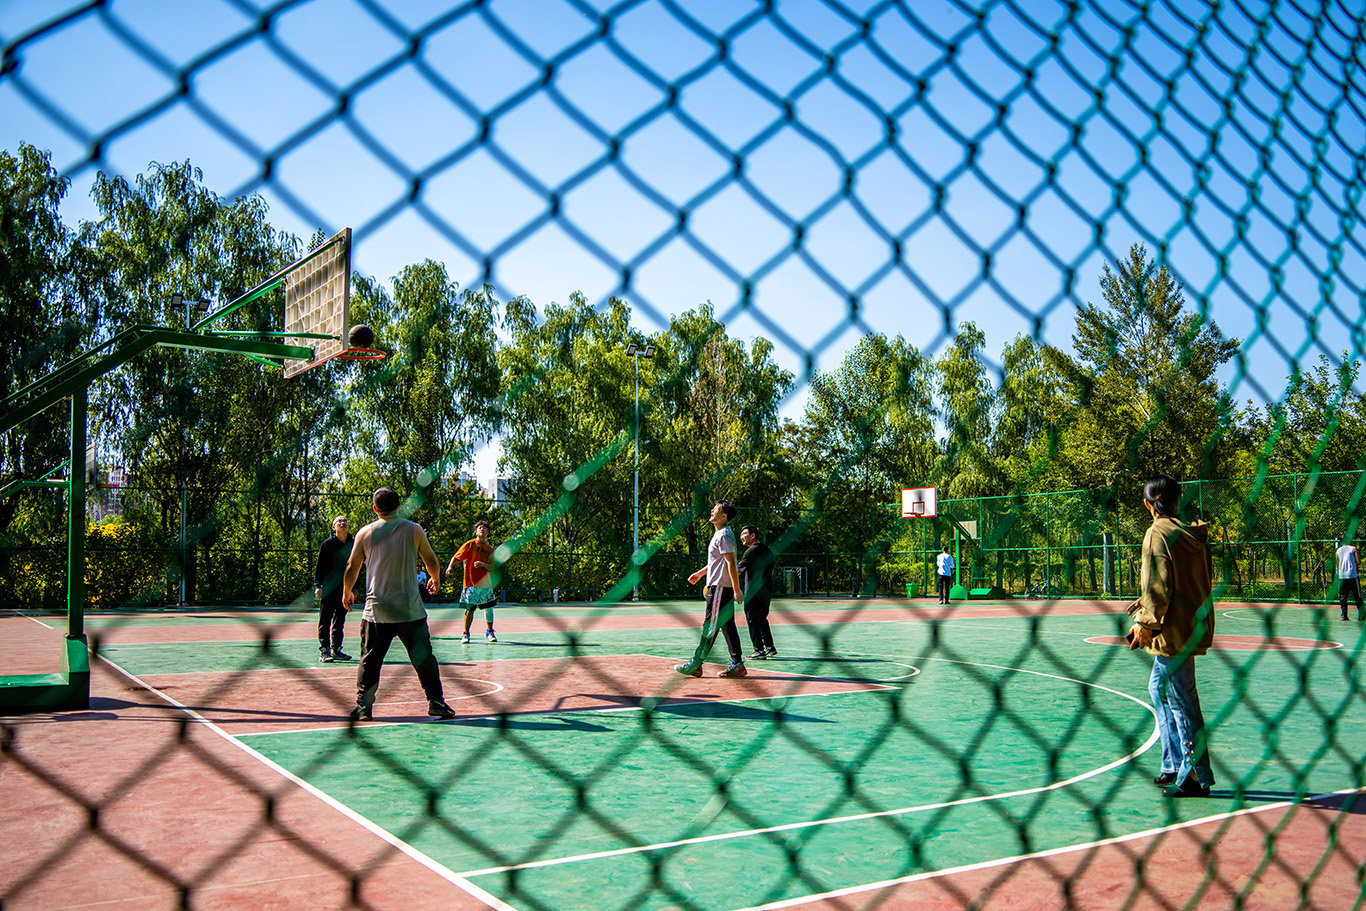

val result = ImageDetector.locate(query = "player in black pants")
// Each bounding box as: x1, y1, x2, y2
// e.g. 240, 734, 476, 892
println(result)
314, 515, 355, 662
738, 524, 778, 658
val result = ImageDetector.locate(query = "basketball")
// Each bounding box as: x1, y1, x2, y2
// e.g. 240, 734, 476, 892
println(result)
348, 324, 375, 349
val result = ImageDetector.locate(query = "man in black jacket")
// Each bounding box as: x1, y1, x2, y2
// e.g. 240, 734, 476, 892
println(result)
314, 515, 355, 662
738, 524, 778, 659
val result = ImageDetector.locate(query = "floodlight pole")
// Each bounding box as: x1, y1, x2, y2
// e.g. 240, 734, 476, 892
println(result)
627, 342, 655, 601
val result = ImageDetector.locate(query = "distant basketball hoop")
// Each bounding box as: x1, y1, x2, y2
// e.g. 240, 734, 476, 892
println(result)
901, 486, 937, 518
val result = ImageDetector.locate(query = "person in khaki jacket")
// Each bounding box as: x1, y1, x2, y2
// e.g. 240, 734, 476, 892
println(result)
1127, 474, 1216, 798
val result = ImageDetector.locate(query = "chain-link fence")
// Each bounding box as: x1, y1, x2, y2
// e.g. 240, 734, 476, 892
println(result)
5, 1, 1366, 909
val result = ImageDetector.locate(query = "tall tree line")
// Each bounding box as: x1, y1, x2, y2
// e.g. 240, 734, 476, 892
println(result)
3, 146, 1363, 604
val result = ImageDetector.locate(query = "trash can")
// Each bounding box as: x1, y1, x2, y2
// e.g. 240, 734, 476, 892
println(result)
906, 583, 919, 598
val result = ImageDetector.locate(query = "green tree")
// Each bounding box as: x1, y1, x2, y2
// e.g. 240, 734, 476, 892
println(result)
1252, 354, 1366, 477
647, 304, 794, 563
992, 333, 1076, 491
935, 322, 1001, 499
1064, 243, 1241, 486
498, 292, 636, 591
344, 264, 501, 493
81, 160, 326, 601
0, 143, 92, 535
797, 333, 938, 593
801, 333, 938, 500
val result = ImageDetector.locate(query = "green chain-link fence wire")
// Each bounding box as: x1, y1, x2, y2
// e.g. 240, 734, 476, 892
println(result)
4, 1, 1366, 908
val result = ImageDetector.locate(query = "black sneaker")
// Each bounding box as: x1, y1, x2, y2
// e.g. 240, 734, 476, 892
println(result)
320, 649, 335, 663
348, 705, 371, 722
748, 650, 768, 660
332, 650, 353, 661
766, 648, 778, 658
428, 701, 456, 720
1153, 771, 1178, 786
1163, 777, 1211, 798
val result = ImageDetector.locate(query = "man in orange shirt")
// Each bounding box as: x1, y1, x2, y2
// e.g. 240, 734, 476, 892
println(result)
447, 520, 497, 643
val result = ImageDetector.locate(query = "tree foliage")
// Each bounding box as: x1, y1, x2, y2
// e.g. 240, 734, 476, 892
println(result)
6, 145, 1358, 605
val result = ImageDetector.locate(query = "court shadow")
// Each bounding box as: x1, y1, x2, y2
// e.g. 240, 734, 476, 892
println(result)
455, 714, 611, 732
435, 639, 600, 649
1224, 790, 1366, 814
648, 700, 833, 724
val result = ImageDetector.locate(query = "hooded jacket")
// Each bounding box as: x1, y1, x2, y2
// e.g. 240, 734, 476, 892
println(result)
1127, 515, 1215, 657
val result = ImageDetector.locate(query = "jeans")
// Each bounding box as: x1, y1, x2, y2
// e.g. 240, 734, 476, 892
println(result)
1148, 654, 1214, 787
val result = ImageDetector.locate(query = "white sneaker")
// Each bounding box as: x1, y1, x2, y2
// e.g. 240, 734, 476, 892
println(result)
461, 632, 470, 643
485, 629, 497, 642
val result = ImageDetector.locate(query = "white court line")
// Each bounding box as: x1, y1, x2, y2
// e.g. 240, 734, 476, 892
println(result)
736, 784, 1366, 911
97, 657, 517, 911
457, 656, 1161, 879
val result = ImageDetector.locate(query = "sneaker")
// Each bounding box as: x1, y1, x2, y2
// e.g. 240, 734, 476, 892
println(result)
718, 661, 747, 678
427, 701, 457, 720
332, 650, 353, 661
461, 632, 470, 644
1163, 777, 1211, 798
675, 663, 703, 677
1153, 771, 1178, 787
748, 650, 768, 660
348, 705, 371, 722
766, 648, 778, 658
320, 649, 335, 663
486, 629, 497, 642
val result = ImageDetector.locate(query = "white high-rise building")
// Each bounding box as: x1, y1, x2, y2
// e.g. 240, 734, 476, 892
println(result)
484, 475, 514, 502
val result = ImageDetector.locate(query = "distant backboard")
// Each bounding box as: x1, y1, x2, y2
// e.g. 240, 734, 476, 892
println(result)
901, 486, 937, 518
283, 228, 351, 377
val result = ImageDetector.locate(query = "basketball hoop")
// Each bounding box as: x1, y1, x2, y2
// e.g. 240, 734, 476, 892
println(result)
335, 347, 386, 362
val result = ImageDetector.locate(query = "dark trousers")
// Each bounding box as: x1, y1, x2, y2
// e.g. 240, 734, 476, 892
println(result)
687, 585, 743, 667
1341, 578, 1363, 618
355, 618, 446, 709
318, 598, 347, 651
937, 575, 952, 602
744, 598, 775, 653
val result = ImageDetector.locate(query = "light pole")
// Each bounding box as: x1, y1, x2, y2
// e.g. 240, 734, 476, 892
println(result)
626, 341, 655, 600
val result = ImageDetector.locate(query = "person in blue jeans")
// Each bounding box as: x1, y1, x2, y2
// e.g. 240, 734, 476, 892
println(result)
1126, 474, 1216, 798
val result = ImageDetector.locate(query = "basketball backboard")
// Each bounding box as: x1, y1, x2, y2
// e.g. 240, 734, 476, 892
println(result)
283, 228, 351, 377
901, 486, 937, 518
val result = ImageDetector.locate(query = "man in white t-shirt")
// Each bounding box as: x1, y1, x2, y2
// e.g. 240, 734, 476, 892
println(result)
675, 500, 747, 678
936, 546, 955, 604
1337, 537, 1362, 622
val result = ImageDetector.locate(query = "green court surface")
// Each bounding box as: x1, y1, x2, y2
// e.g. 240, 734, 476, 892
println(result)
87, 601, 1366, 909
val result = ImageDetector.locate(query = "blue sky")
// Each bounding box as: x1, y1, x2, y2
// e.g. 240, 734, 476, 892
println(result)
3, 0, 1365, 480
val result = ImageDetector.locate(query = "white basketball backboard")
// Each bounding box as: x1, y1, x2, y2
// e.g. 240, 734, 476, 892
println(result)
901, 486, 937, 518
283, 228, 351, 377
